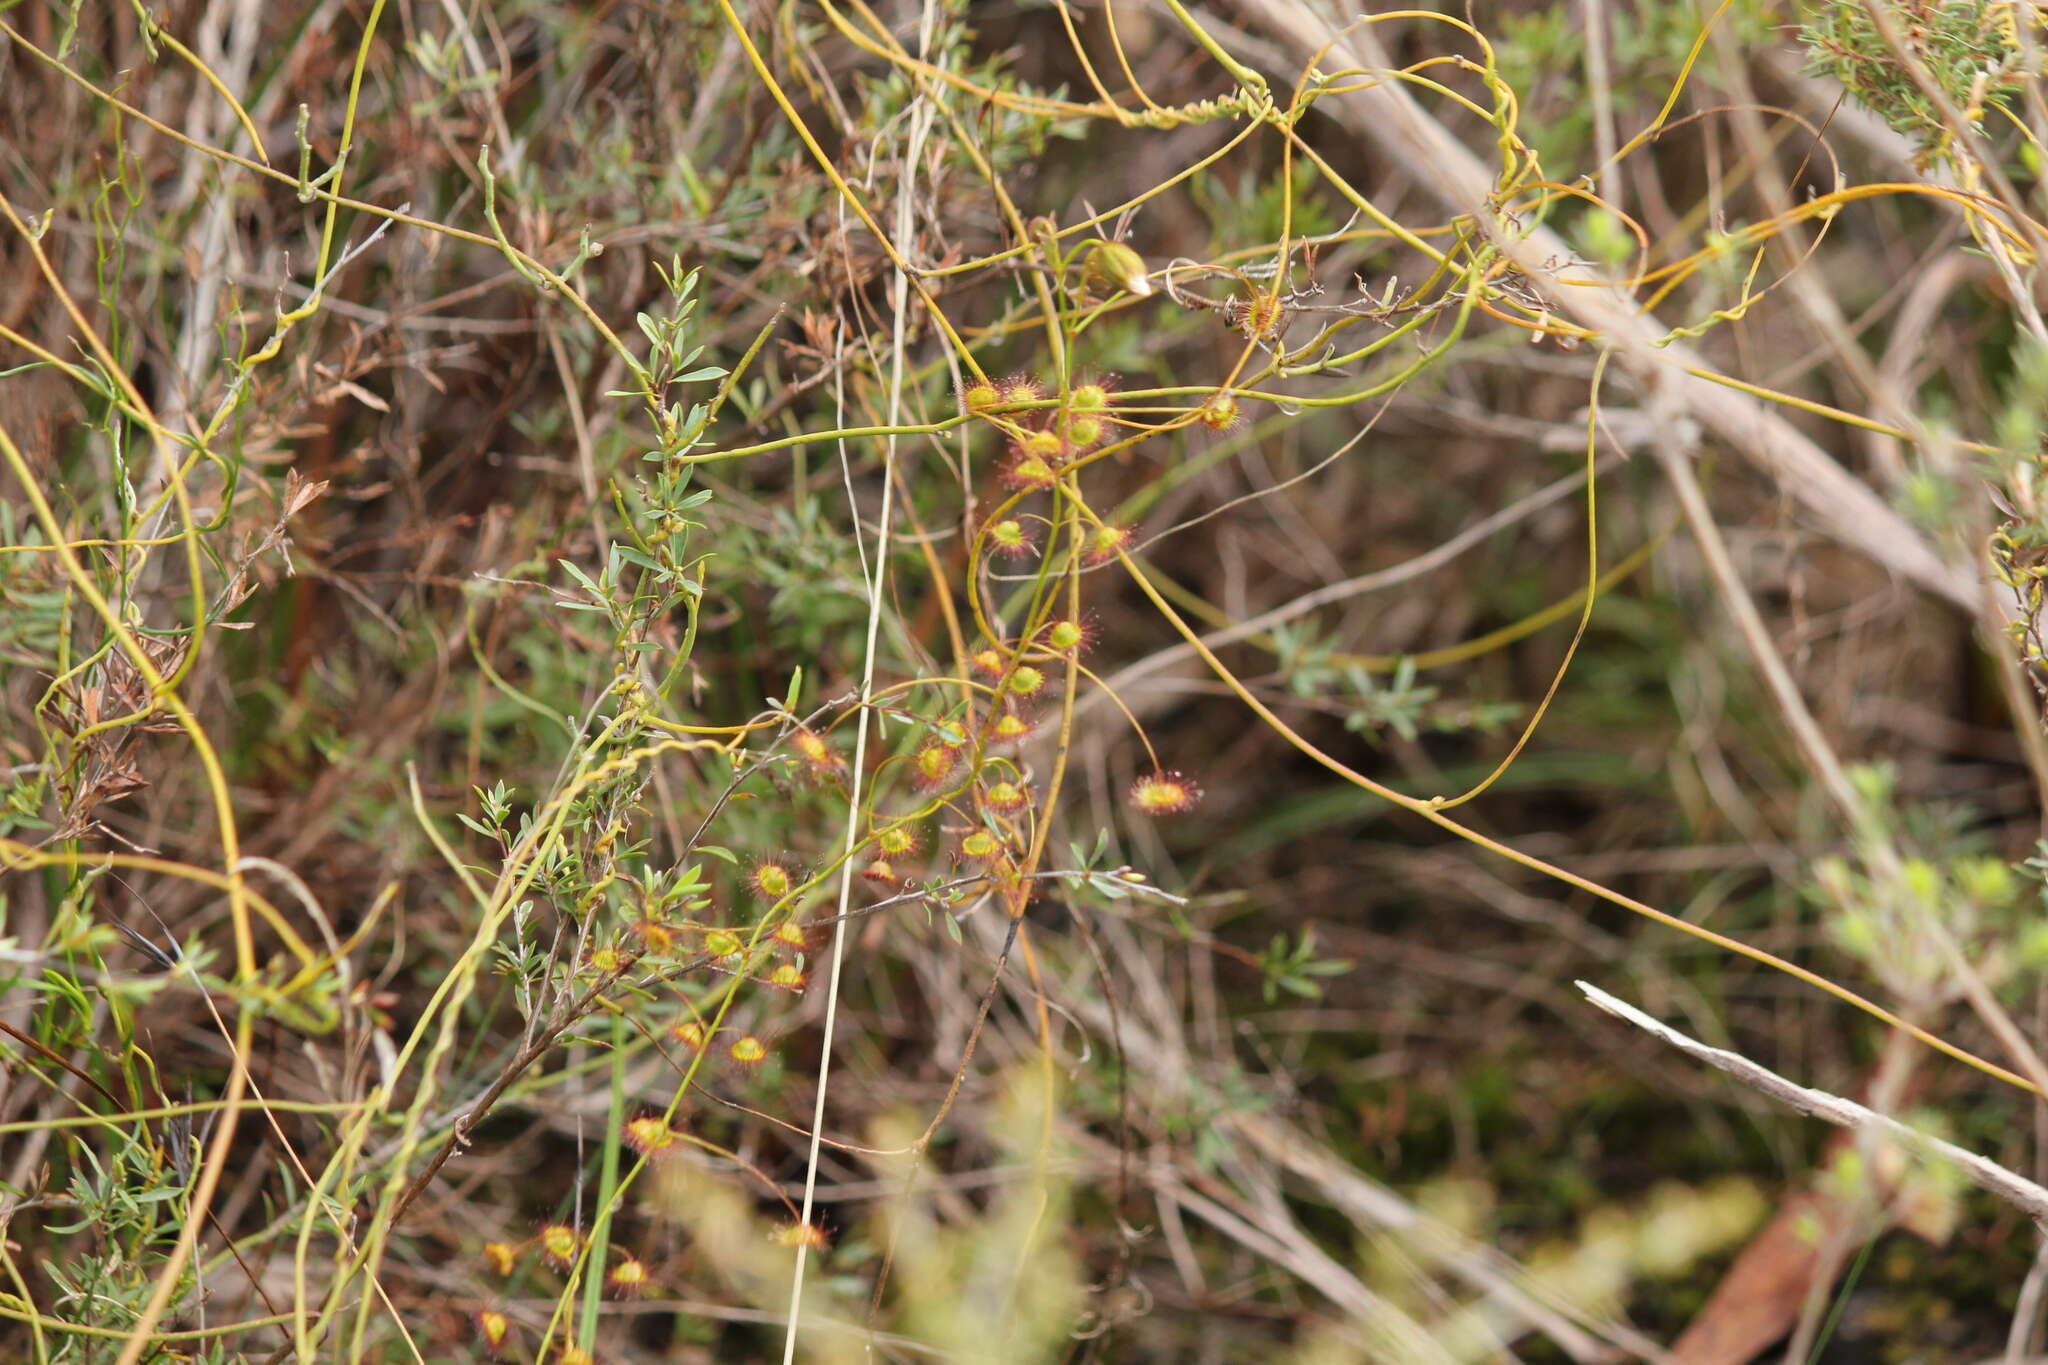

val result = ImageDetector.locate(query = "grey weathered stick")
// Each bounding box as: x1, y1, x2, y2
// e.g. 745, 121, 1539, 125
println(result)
1577, 980, 2048, 1226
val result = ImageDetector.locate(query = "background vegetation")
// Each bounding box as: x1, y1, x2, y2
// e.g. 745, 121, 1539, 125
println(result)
5, 0, 2048, 1360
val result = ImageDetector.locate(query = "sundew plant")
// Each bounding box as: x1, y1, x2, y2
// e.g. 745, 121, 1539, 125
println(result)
7, 1, 2048, 1360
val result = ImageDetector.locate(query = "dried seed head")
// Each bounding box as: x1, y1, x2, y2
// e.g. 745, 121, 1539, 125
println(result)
1083, 240, 1153, 297
1236, 293, 1284, 339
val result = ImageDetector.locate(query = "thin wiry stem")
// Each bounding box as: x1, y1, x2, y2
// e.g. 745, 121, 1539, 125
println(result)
780, 1, 941, 1353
